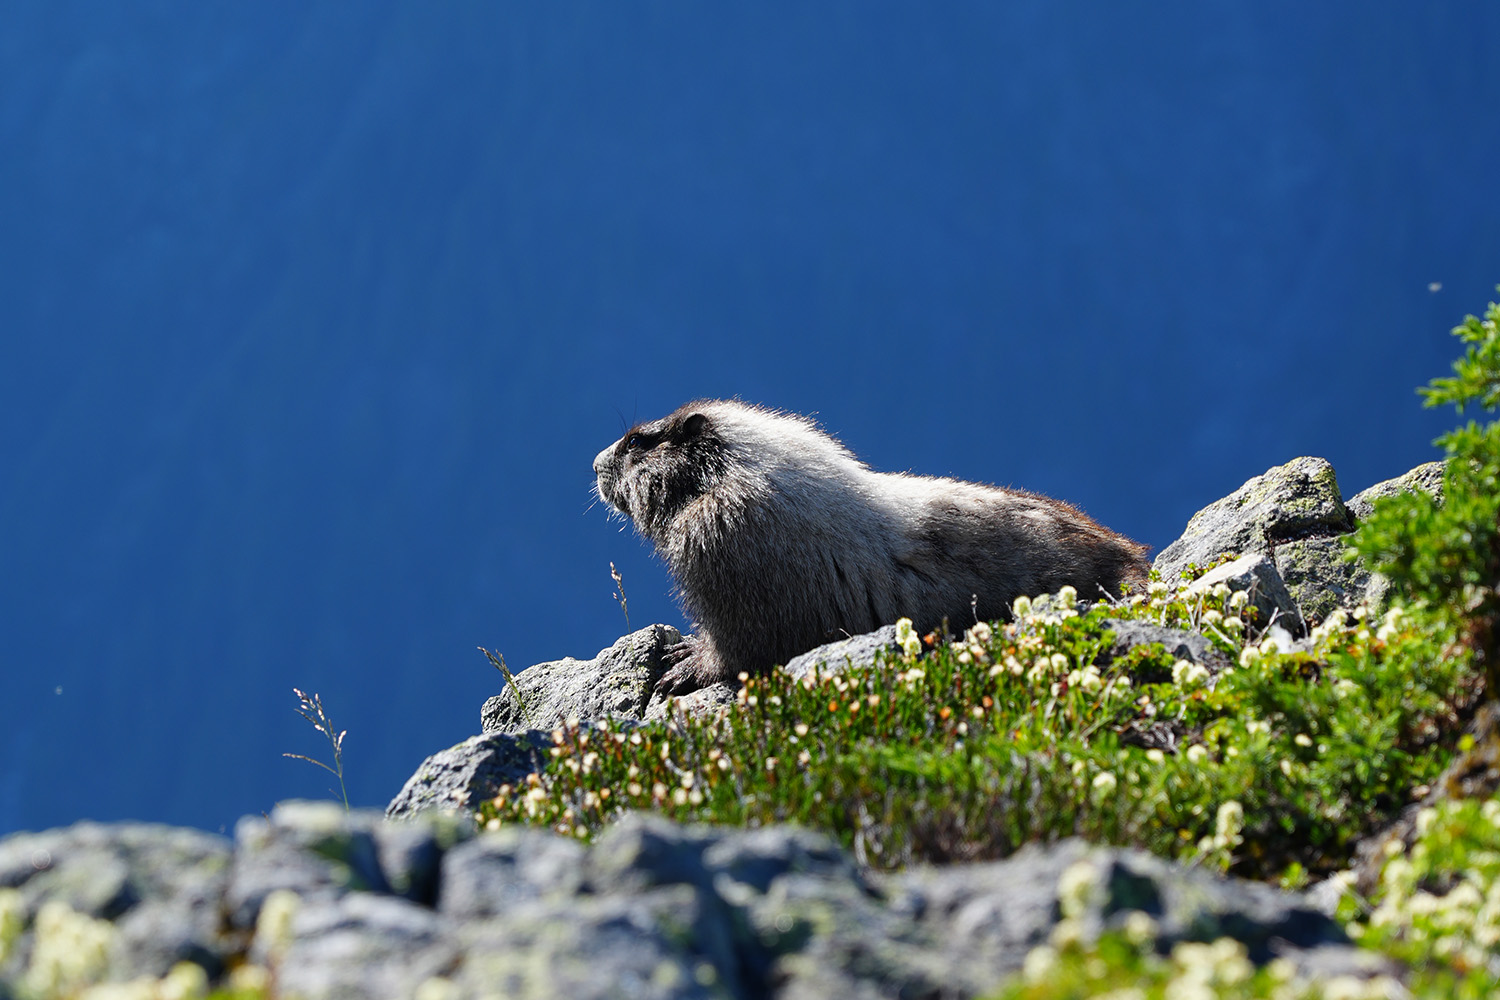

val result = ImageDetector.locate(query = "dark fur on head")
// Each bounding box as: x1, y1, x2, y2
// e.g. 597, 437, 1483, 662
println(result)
594, 400, 1149, 696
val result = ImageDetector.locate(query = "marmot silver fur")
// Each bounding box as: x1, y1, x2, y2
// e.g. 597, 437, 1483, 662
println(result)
593, 400, 1150, 695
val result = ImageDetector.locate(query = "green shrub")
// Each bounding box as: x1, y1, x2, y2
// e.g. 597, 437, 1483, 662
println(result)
1335, 793, 1500, 998
477, 585, 1469, 880
1352, 289, 1500, 696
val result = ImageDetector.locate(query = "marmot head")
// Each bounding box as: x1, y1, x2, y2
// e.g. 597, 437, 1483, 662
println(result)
593, 403, 728, 542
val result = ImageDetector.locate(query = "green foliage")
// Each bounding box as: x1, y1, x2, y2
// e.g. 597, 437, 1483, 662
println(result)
1421, 293, 1500, 413
1337, 795, 1500, 997
1352, 289, 1500, 694
476, 585, 1471, 880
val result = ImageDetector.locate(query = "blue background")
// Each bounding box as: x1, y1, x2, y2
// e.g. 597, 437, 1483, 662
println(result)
3, 4, 1498, 835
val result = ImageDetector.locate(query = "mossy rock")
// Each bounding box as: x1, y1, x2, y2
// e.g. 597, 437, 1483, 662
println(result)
1273, 536, 1386, 623
1155, 457, 1351, 583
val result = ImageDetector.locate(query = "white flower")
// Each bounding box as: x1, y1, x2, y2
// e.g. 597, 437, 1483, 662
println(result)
1214, 801, 1244, 847
1057, 860, 1099, 918
1122, 910, 1159, 945
1376, 606, 1405, 641
894, 617, 922, 659
1021, 944, 1058, 983
1172, 659, 1208, 686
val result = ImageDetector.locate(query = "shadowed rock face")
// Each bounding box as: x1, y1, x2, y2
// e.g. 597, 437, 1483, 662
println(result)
0, 807, 1387, 999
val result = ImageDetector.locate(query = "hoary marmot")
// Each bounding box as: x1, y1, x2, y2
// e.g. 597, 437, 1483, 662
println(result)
593, 400, 1149, 695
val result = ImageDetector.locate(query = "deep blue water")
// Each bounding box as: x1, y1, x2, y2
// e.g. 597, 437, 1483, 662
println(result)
2, 4, 1497, 834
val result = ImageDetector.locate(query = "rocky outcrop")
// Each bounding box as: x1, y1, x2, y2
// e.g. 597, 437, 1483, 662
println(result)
481, 624, 683, 735
0, 805, 1386, 999
1154, 457, 1352, 584
1156, 456, 1444, 624
385, 731, 550, 821
0, 823, 232, 982
1345, 461, 1445, 523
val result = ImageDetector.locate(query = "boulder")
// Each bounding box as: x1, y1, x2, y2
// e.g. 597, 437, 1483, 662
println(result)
783, 624, 901, 681
1185, 553, 1305, 636
0, 823, 231, 981
642, 681, 740, 722
1345, 460, 1445, 523
481, 624, 681, 735
1273, 536, 1380, 623
385, 731, 549, 820
1153, 458, 1447, 623
1154, 457, 1351, 584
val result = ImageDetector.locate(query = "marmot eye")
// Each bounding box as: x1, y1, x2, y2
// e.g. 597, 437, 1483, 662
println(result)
626, 433, 646, 450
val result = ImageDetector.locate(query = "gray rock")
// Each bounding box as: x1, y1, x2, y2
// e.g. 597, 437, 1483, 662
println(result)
783, 625, 901, 681
449, 886, 743, 1000
228, 802, 474, 932
701, 822, 863, 894
1095, 620, 1233, 676
1155, 457, 1351, 583
386, 730, 549, 820
270, 892, 458, 1000
894, 839, 1359, 989
1274, 536, 1381, 622
1345, 460, 1446, 522
890, 840, 1094, 989
584, 813, 721, 895
227, 802, 393, 930
0, 822, 232, 980
643, 681, 740, 723
374, 812, 473, 906
0, 812, 1401, 999
481, 624, 682, 735
1185, 553, 1305, 636
439, 827, 588, 917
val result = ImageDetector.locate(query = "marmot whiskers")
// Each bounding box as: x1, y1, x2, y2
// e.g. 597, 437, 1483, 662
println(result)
594, 400, 1149, 695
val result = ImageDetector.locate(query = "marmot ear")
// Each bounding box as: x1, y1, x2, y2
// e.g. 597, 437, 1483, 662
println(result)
681, 412, 710, 439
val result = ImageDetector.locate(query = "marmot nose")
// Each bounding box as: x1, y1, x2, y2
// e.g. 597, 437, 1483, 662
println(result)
592, 448, 611, 475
